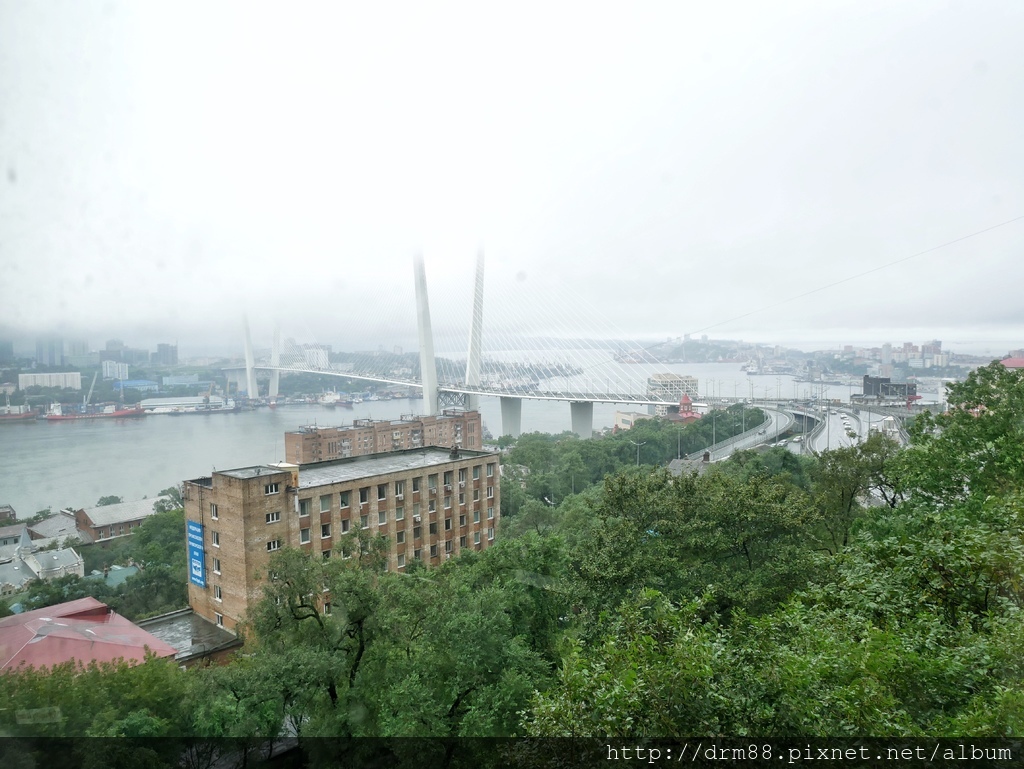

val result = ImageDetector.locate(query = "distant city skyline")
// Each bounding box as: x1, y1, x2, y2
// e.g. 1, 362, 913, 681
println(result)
3, 325, 1020, 362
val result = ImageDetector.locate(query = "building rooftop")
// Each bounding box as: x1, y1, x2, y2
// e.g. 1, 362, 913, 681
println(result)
27, 510, 81, 541
213, 447, 496, 489
80, 496, 170, 527
137, 608, 241, 663
26, 549, 82, 571
0, 522, 26, 541
85, 564, 140, 588
0, 597, 178, 671
295, 447, 495, 489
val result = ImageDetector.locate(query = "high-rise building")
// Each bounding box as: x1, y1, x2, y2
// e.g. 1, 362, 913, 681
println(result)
102, 360, 129, 380
35, 336, 63, 367
284, 410, 482, 464
647, 373, 699, 416
153, 343, 178, 366
183, 446, 501, 632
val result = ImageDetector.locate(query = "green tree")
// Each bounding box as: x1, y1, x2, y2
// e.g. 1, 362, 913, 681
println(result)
96, 496, 124, 506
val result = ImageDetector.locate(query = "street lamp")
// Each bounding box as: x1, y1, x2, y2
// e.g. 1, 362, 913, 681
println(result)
629, 439, 647, 467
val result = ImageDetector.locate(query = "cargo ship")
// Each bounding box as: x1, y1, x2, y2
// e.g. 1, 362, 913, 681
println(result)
1, 394, 37, 422
0, 408, 37, 422
45, 403, 146, 421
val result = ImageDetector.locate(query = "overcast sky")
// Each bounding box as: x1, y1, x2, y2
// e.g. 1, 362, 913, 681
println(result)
2, 1, 1023, 357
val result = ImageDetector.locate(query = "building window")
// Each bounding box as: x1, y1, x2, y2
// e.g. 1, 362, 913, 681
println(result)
324, 602, 332, 614
459, 535, 467, 548
486, 486, 494, 498
264, 483, 280, 495
458, 492, 466, 505
487, 506, 494, 519
320, 495, 331, 513
443, 496, 451, 509
300, 528, 311, 544
340, 491, 350, 508
395, 480, 405, 498
299, 499, 311, 517
473, 489, 480, 501
214, 585, 222, 602
445, 540, 453, 553
459, 514, 466, 527
359, 487, 369, 504
212, 531, 220, 547
378, 510, 387, 525
458, 468, 467, 484
413, 525, 422, 540
321, 523, 331, 539
266, 511, 280, 524
213, 558, 221, 574
443, 471, 453, 487
397, 530, 405, 544
395, 506, 404, 521
473, 510, 481, 524
412, 477, 421, 492
487, 527, 494, 541
397, 554, 405, 568
210, 503, 218, 520
215, 613, 224, 627
473, 465, 481, 480
414, 548, 422, 561
322, 550, 331, 560
428, 499, 437, 513
429, 522, 438, 535
487, 463, 495, 477
341, 519, 350, 533
361, 515, 369, 529
267, 539, 281, 552
444, 518, 452, 531
474, 531, 481, 545
430, 544, 438, 558
377, 484, 387, 501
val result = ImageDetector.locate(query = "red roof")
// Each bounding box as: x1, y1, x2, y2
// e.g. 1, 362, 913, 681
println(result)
1001, 358, 1024, 369
0, 597, 177, 672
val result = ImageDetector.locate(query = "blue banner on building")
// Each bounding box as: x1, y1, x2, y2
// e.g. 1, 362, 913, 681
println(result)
187, 520, 206, 588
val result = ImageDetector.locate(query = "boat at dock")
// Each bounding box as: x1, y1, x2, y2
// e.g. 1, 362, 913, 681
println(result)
45, 403, 146, 421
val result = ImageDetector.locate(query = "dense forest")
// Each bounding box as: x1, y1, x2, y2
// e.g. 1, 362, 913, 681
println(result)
2, 362, 1023, 745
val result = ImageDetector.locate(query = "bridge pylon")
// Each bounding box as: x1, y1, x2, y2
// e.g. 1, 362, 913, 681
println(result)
413, 255, 439, 416
465, 252, 485, 412
243, 315, 258, 398
269, 323, 281, 398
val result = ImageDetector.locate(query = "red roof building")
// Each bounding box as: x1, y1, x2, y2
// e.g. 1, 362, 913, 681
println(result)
1000, 357, 1024, 369
0, 597, 178, 672
666, 394, 702, 424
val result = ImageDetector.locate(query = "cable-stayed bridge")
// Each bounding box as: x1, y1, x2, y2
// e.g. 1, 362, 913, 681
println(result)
226, 255, 713, 438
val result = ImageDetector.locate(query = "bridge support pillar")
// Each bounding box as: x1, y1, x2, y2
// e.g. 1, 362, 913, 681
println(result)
570, 401, 594, 439
500, 396, 522, 439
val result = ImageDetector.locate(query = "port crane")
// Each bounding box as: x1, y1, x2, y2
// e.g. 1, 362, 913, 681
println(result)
84, 372, 98, 407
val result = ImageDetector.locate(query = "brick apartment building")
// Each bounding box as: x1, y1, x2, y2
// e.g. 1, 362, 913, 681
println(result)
183, 446, 501, 632
284, 410, 482, 464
